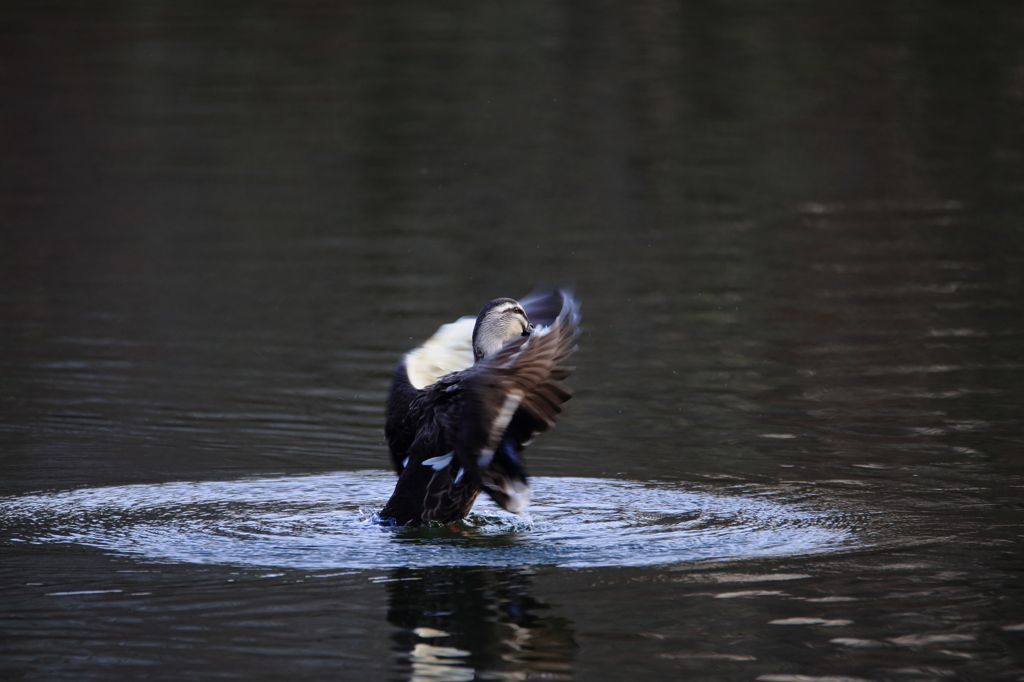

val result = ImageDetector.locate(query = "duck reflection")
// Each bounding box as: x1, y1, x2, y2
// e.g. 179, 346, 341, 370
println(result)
383, 566, 576, 681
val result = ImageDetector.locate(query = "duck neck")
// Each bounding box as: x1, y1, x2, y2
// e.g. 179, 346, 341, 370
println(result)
472, 321, 507, 362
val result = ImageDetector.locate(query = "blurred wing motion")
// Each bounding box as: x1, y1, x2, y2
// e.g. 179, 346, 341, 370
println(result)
457, 289, 580, 512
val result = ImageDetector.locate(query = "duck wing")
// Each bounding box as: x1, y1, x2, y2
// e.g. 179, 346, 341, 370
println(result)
455, 289, 580, 513
519, 286, 569, 328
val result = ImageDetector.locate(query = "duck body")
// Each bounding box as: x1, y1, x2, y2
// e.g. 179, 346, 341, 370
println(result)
380, 288, 580, 526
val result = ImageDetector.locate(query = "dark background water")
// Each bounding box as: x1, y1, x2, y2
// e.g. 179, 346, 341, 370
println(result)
2, 0, 1024, 680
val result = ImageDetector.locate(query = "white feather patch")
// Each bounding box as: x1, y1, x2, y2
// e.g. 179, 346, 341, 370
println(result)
422, 453, 453, 470
405, 317, 476, 389
502, 480, 532, 514
478, 390, 524, 469
454, 467, 465, 484
489, 390, 524, 447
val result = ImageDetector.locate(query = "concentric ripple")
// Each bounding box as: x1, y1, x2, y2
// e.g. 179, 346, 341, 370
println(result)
0, 471, 860, 569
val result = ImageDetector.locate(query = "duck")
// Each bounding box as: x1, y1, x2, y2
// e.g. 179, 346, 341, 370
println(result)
379, 288, 581, 526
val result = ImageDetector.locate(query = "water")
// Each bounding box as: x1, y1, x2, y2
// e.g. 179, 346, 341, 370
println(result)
1, 473, 861, 569
2, 0, 1024, 680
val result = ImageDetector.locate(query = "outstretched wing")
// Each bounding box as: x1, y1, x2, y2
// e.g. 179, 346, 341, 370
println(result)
455, 289, 581, 513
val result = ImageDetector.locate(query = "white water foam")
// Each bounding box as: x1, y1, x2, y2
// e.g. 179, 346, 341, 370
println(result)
0, 471, 857, 569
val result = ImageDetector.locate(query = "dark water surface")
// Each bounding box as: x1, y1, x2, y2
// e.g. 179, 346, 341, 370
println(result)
2, 1, 1024, 680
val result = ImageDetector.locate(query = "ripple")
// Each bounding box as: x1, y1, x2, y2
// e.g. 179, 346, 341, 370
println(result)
0, 471, 858, 569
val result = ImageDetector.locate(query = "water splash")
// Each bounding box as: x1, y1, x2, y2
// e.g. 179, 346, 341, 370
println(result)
0, 471, 857, 569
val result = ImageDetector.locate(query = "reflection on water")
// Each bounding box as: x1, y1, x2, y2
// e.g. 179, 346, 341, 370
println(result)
385, 567, 576, 682
0, 471, 860, 569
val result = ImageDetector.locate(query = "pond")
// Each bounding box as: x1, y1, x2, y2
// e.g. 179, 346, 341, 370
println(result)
1, 0, 1023, 680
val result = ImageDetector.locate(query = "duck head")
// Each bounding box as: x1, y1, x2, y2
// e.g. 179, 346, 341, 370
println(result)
472, 298, 534, 361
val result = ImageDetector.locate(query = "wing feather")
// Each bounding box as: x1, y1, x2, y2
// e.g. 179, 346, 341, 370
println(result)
455, 289, 581, 512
